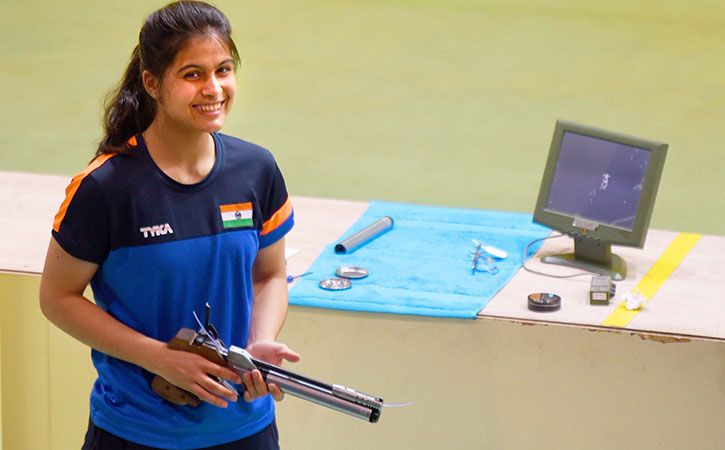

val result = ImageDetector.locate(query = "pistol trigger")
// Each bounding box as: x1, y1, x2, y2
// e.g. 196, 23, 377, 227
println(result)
219, 378, 240, 396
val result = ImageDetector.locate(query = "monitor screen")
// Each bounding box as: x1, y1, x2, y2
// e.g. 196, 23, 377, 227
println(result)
533, 120, 668, 280
546, 132, 651, 231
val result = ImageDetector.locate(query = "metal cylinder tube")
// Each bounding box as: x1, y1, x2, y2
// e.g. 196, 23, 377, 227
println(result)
334, 216, 394, 254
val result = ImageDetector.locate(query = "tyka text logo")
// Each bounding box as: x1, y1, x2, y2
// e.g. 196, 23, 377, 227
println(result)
139, 223, 174, 238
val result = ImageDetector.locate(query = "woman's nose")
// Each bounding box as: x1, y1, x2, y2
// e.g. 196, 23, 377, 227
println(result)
202, 75, 222, 97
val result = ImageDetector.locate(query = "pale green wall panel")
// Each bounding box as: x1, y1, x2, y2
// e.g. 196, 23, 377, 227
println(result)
1, 1, 724, 233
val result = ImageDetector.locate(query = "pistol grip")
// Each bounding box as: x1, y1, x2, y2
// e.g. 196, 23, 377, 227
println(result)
151, 375, 201, 406
150, 328, 221, 407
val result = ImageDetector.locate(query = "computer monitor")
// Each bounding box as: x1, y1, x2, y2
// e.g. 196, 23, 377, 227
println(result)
532, 120, 668, 280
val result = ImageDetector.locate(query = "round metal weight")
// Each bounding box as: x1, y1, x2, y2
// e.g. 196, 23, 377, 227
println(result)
335, 266, 369, 279
319, 277, 352, 291
527, 292, 561, 312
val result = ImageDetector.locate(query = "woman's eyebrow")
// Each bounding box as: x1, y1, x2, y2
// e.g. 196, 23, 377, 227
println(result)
176, 59, 235, 74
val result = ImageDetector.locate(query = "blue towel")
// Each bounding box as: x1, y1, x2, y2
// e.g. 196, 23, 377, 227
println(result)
289, 201, 551, 319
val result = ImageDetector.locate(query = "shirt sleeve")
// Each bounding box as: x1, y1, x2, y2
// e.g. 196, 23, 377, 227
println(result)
52, 174, 110, 264
258, 159, 294, 249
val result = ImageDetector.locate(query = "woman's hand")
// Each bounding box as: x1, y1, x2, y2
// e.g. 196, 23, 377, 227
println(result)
151, 346, 243, 408
242, 341, 300, 402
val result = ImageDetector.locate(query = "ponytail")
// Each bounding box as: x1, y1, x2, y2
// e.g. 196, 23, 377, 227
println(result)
96, 46, 156, 155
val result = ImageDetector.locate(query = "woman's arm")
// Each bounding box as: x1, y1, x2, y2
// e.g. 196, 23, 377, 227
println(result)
249, 237, 292, 344
39, 237, 241, 407
243, 237, 300, 401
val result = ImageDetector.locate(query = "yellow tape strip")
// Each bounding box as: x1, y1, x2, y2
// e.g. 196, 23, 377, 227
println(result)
601, 233, 702, 328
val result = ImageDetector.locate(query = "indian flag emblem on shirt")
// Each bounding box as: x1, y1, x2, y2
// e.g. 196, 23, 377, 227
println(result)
220, 202, 253, 229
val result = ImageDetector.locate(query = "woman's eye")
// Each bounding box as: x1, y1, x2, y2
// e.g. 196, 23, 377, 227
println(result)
217, 66, 233, 75
184, 72, 200, 80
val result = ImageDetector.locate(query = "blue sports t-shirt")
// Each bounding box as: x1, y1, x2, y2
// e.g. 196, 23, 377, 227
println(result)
52, 133, 294, 449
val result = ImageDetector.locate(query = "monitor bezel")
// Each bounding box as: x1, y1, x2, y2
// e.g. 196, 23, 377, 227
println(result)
533, 119, 668, 248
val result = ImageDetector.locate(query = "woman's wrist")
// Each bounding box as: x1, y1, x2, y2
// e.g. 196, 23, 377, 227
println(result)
131, 337, 168, 375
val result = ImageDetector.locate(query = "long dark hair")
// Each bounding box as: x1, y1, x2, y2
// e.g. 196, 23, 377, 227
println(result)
97, 1, 240, 155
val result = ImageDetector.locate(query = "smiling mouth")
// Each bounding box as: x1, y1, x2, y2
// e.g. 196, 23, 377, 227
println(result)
194, 101, 224, 113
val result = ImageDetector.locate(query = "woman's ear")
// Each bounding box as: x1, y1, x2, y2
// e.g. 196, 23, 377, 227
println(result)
141, 70, 159, 100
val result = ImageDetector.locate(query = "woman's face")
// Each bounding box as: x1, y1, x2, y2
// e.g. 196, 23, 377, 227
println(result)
149, 34, 237, 135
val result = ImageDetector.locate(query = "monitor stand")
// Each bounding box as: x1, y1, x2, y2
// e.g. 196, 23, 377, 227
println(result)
541, 235, 626, 280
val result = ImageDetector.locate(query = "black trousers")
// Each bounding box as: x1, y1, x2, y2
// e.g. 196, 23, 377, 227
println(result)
81, 418, 280, 450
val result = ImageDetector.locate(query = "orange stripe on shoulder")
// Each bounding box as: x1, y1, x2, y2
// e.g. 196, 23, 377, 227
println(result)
52, 153, 117, 232
261, 197, 293, 236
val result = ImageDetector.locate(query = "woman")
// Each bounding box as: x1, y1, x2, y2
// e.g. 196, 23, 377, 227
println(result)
39, 1, 299, 448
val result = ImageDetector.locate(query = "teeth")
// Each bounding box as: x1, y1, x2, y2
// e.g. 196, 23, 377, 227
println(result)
196, 102, 222, 112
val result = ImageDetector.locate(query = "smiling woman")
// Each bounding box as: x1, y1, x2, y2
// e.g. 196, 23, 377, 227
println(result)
38, 1, 298, 449
145, 35, 236, 134
96, 0, 240, 157
142, 34, 238, 185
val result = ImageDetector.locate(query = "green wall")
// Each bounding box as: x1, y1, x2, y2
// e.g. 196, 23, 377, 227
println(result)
1, 0, 724, 233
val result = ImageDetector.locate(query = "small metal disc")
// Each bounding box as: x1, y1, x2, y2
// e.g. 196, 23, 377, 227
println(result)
319, 277, 352, 291
527, 292, 561, 312
335, 266, 369, 279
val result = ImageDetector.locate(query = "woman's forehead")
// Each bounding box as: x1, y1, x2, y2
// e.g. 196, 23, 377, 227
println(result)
172, 34, 233, 68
